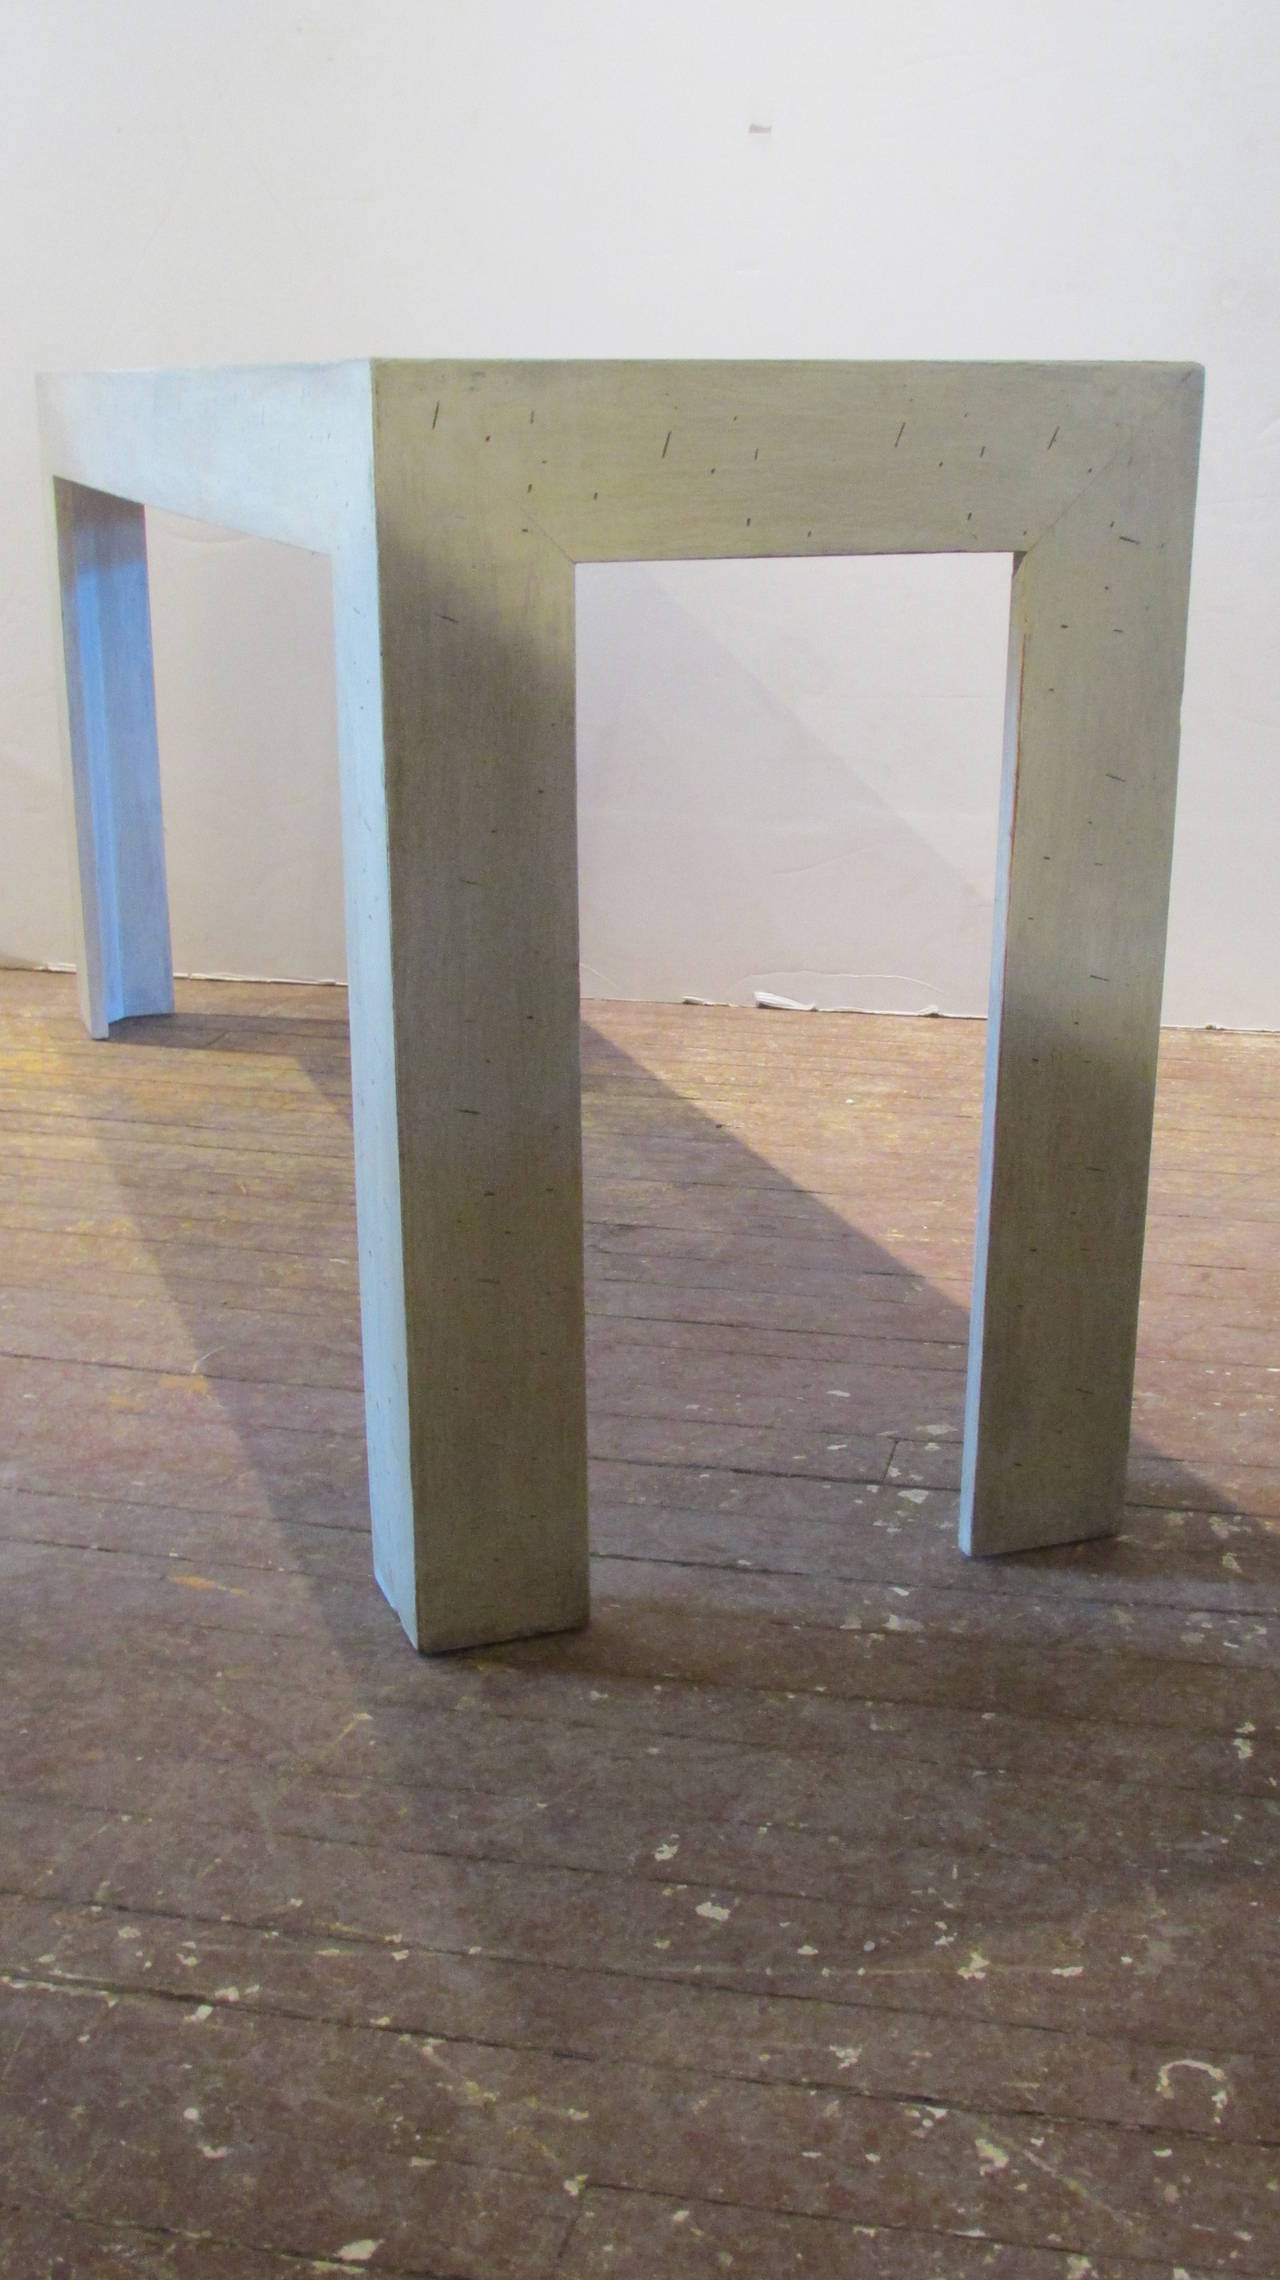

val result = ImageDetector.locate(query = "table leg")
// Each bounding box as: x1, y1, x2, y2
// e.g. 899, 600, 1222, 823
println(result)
331, 486, 590, 1652
962, 388, 1200, 1553
51, 481, 173, 1038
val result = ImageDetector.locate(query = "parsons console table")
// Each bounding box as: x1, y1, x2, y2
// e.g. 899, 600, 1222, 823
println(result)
37, 360, 1203, 1652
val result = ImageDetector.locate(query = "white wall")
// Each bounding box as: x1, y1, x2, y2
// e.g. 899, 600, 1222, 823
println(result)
4, 0, 1278, 1023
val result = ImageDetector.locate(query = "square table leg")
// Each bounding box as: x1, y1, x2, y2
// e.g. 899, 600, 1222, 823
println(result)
51, 480, 173, 1038
330, 502, 591, 1652
962, 385, 1202, 1551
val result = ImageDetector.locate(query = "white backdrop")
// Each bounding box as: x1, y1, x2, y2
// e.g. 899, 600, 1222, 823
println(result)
3, 0, 1277, 1023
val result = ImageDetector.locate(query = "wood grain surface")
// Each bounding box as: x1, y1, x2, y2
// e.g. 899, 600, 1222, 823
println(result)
1, 972, 1276, 2276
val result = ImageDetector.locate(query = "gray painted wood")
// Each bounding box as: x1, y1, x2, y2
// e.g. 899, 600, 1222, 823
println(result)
37, 359, 1204, 1645
372, 370, 589, 1650
326, 528, 419, 1645
961, 376, 1205, 1552
42, 369, 423, 1642
51, 481, 173, 1038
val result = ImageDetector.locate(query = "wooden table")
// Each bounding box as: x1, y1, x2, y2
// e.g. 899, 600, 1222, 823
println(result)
37, 359, 1203, 1651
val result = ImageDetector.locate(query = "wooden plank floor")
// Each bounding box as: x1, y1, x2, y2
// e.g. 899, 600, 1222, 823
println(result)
1, 969, 1279, 2278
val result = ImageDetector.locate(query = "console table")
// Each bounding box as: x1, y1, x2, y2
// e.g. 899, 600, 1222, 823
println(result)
37, 360, 1203, 1651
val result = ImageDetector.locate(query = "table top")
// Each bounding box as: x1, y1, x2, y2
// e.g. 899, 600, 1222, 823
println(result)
38, 357, 1202, 562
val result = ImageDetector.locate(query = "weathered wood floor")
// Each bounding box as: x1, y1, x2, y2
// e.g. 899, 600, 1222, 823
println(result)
2, 969, 1279, 2278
